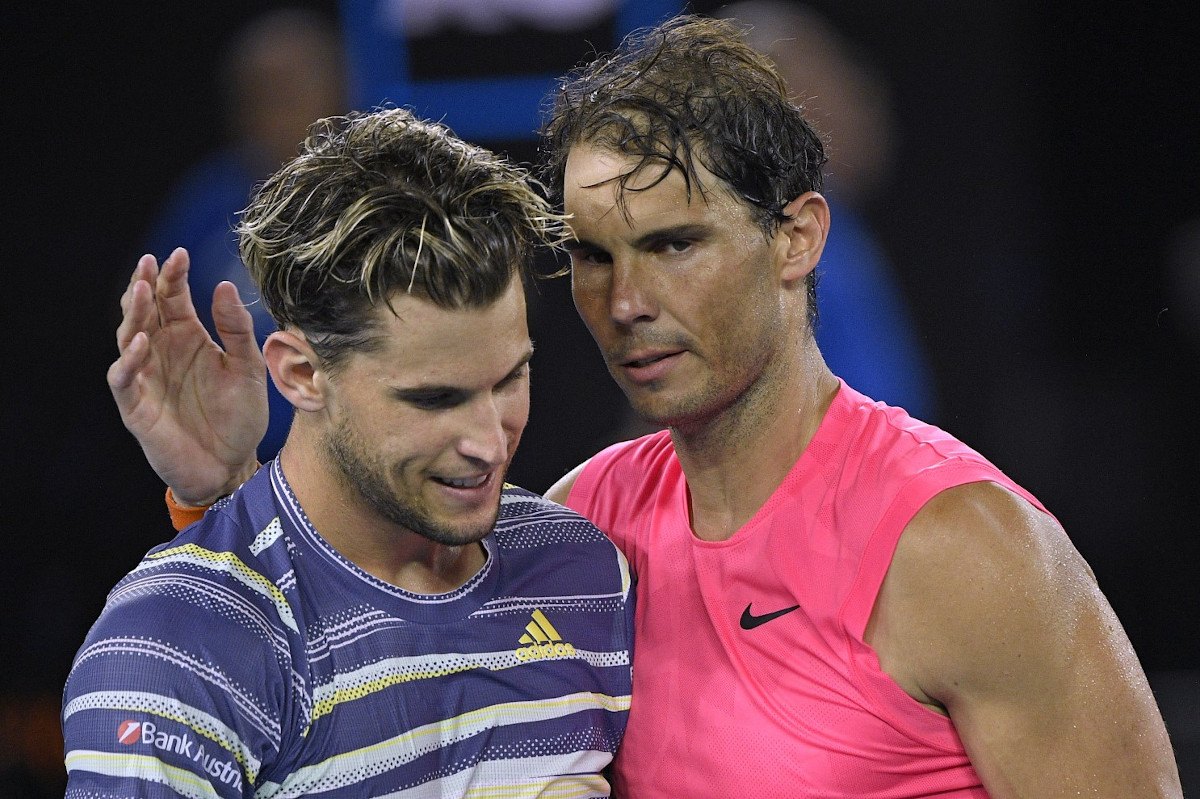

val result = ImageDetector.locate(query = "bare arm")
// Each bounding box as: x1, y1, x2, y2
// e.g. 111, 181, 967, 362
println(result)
107, 248, 267, 506
867, 481, 1181, 798
544, 460, 590, 505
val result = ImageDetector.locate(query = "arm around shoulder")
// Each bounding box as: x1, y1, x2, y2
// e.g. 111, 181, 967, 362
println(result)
868, 481, 1182, 799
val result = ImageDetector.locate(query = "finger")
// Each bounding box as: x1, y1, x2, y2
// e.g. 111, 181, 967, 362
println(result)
155, 247, 201, 327
108, 331, 160, 434
116, 279, 157, 352
107, 329, 150, 396
212, 281, 265, 369
119, 254, 160, 317
133, 253, 160, 284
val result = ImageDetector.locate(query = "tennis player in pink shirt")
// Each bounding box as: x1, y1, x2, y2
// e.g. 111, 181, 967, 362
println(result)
538, 16, 1178, 798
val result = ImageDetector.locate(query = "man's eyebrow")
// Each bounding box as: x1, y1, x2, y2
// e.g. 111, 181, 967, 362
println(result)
391, 346, 534, 397
631, 223, 709, 250
563, 224, 710, 253
392, 383, 464, 400
508, 347, 535, 376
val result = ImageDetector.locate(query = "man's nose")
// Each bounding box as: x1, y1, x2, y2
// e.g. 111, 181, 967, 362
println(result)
609, 258, 659, 326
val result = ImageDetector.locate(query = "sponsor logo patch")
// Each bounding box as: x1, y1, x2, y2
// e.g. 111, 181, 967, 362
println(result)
113, 719, 242, 790
117, 720, 141, 745
516, 609, 577, 661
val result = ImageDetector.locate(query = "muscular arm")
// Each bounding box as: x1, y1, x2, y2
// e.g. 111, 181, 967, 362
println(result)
867, 481, 1181, 797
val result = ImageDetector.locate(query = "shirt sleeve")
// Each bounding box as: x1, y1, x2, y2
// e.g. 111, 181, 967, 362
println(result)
63, 554, 290, 797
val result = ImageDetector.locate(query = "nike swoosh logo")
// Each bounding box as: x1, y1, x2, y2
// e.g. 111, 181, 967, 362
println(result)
740, 602, 800, 630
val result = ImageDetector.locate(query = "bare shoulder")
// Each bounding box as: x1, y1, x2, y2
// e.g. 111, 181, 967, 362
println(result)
867, 482, 1071, 702
878, 481, 1097, 696
543, 458, 592, 505
869, 480, 1181, 797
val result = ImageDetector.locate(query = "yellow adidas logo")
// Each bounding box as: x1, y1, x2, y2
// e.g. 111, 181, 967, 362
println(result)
516, 609, 577, 661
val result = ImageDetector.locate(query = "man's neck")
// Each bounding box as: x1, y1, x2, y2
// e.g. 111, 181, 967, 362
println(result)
671, 348, 839, 542
277, 438, 488, 594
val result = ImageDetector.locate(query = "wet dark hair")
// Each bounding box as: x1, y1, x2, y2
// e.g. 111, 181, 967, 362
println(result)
541, 15, 827, 320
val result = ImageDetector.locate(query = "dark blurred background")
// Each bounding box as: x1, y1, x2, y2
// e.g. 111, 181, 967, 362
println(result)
2, 1, 1197, 794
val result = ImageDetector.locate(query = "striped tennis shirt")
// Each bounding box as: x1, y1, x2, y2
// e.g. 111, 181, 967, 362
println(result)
63, 460, 634, 798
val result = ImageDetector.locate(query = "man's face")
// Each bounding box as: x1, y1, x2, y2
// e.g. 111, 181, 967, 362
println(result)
319, 278, 531, 546
564, 144, 789, 429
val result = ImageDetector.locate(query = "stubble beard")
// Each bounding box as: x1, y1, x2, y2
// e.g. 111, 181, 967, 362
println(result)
616, 331, 780, 439
324, 418, 502, 548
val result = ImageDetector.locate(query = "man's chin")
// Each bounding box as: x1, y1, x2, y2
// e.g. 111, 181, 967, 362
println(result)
621, 388, 682, 424
628, 395, 718, 433
411, 503, 501, 548
423, 522, 494, 548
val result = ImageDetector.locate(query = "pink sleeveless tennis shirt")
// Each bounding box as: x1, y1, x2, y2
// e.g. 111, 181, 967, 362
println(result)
567, 382, 1048, 798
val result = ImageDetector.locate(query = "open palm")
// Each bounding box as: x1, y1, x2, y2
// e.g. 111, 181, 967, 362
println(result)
107, 248, 268, 506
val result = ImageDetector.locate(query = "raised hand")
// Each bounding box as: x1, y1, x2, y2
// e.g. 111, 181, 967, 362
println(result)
107, 248, 269, 506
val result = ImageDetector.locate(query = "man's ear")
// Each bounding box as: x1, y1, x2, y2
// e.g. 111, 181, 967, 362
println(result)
775, 191, 830, 284
263, 330, 328, 412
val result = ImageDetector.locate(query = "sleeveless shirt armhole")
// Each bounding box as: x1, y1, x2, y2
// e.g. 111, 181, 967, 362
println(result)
842, 457, 1038, 638
837, 457, 1050, 750
567, 433, 671, 555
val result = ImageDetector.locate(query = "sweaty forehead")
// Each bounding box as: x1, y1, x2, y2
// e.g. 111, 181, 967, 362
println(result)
563, 144, 668, 195
563, 144, 748, 234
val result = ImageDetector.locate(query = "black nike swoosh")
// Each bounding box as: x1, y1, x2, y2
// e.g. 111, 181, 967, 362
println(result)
740, 602, 800, 630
